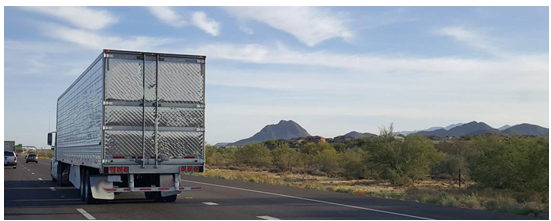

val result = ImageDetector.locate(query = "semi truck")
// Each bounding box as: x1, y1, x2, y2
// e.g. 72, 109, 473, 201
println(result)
48, 49, 205, 204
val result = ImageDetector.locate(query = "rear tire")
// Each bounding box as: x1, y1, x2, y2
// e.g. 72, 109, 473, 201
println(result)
152, 192, 178, 202
80, 169, 85, 201
56, 163, 63, 186
84, 170, 97, 204
13, 166, 16, 169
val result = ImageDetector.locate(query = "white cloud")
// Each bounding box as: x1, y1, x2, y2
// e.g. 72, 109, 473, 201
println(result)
224, 7, 352, 46
147, 7, 220, 36
434, 26, 504, 56
191, 11, 220, 36
20, 6, 117, 30
147, 6, 186, 27
183, 43, 548, 86
239, 25, 254, 35
42, 23, 173, 51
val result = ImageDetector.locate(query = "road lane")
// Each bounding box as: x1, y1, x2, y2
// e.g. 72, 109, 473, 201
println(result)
4, 160, 533, 220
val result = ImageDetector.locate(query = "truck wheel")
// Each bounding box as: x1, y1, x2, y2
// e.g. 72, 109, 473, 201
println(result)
84, 170, 97, 204
153, 193, 177, 202
56, 163, 63, 186
145, 192, 156, 200
79, 169, 85, 201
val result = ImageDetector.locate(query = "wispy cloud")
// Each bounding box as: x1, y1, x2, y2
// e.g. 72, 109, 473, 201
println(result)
191, 11, 220, 36
147, 7, 220, 36
147, 6, 186, 27
434, 26, 505, 56
41, 23, 174, 51
224, 7, 352, 46
20, 6, 117, 30
183, 42, 548, 82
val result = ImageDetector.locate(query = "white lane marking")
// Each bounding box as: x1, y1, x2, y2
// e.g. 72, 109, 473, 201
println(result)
31, 173, 35, 175
257, 216, 280, 220
202, 202, 219, 206
76, 208, 96, 220
38, 178, 43, 181
184, 180, 433, 220
50, 187, 57, 191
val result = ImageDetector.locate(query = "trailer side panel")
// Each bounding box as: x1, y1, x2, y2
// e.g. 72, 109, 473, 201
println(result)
56, 54, 104, 168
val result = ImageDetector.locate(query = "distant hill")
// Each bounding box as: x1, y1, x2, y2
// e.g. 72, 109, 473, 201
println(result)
213, 142, 229, 147
343, 131, 377, 138
229, 120, 311, 146
417, 121, 499, 137
502, 124, 549, 136
498, 125, 512, 131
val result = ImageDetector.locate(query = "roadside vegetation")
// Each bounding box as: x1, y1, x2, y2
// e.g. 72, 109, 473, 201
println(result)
201, 125, 548, 217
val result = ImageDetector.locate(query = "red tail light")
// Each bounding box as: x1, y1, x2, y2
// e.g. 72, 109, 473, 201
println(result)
193, 166, 198, 172
187, 166, 192, 172
180, 166, 186, 172
123, 167, 129, 173
116, 167, 122, 173
14, 156, 17, 161
109, 167, 115, 173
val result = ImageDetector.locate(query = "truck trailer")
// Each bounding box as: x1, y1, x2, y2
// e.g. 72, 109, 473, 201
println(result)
48, 49, 205, 203
4, 141, 15, 152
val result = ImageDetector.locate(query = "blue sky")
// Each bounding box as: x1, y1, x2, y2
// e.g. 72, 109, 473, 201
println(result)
4, 6, 549, 147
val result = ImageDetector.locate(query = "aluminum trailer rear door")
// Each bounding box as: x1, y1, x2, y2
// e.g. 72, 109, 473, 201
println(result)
103, 50, 205, 167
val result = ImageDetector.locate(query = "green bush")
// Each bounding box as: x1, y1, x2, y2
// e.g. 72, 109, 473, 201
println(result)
271, 143, 302, 171
369, 135, 442, 185
340, 148, 371, 179
235, 143, 272, 167
469, 135, 549, 192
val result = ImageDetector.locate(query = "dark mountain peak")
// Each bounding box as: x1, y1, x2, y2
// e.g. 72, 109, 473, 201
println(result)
229, 120, 311, 146
503, 123, 549, 136
343, 131, 377, 138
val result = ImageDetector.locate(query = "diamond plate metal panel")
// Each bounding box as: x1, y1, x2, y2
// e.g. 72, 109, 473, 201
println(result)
105, 106, 203, 128
158, 131, 204, 159
105, 130, 155, 157
105, 130, 203, 159
105, 55, 143, 102
158, 58, 204, 104
102, 52, 205, 161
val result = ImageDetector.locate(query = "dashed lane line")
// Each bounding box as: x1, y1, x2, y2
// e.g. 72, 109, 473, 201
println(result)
257, 216, 280, 220
50, 187, 57, 191
76, 208, 96, 220
202, 202, 219, 206
38, 178, 43, 181
183, 180, 433, 220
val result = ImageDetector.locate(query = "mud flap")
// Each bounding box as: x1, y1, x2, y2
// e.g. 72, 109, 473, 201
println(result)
69, 165, 81, 189
90, 175, 115, 200
161, 190, 181, 197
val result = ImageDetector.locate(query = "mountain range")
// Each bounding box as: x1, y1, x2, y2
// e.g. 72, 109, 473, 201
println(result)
415, 121, 549, 137
220, 120, 548, 146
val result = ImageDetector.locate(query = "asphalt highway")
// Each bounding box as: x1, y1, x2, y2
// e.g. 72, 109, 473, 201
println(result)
4, 160, 533, 220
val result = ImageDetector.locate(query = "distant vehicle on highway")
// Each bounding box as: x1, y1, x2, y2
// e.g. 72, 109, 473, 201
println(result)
48, 49, 206, 204
25, 153, 38, 163
4, 151, 17, 169
4, 141, 15, 152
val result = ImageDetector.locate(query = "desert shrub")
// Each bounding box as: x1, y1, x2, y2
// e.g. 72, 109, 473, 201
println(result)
235, 143, 272, 167
369, 134, 442, 185
271, 143, 302, 171
469, 135, 549, 192
340, 148, 371, 179
431, 154, 469, 180
314, 146, 340, 175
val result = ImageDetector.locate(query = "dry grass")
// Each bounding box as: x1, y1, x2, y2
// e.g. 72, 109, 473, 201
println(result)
195, 168, 548, 217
